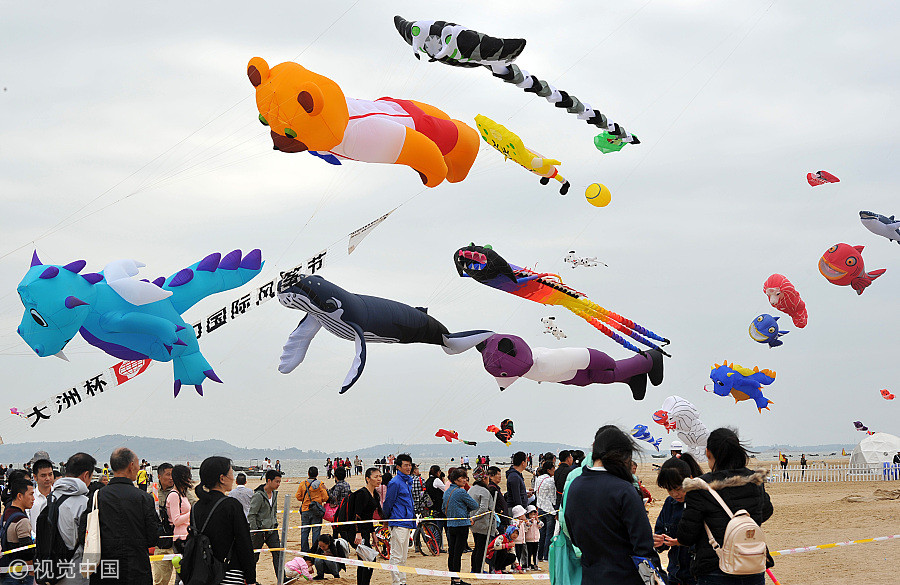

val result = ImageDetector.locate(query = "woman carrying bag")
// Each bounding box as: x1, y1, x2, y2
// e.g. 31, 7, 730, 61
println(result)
187, 457, 256, 585
443, 468, 479, 585
676, 428, 773, 585
336, 467, 384, 585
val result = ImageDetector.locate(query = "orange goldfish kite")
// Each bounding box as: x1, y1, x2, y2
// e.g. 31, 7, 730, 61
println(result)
247, 57, 479, 187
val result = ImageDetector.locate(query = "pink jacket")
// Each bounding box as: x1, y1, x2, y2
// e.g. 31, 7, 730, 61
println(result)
166, 490, 191, 540
285, 557, 312, 579
523, 518, 543, 543
512, 518, 526, 544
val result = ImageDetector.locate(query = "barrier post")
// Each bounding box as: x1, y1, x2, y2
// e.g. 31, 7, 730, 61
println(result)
277, 493, 290, 585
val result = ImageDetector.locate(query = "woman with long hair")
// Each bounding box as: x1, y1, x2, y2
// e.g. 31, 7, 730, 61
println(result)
676, 428, 773, 584
190, 457, 256, 585
564, 425, 662, 584
166, 464, 193, 552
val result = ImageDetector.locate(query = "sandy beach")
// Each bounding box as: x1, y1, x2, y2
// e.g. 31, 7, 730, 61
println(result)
237, 459, 899, 585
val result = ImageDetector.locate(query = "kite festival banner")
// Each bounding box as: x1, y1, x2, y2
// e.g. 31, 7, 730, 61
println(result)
17, 212, 394, 428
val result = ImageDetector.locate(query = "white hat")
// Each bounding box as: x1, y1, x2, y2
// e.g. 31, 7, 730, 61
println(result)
525, 504, 537, 514
670, 441, 684, 451
511, 505, 527, 518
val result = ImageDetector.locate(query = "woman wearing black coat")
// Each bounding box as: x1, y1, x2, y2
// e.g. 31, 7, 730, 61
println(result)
337, 467, 384, 585
190, 457, 257, 585
676, 428, 774, 585
564, 425, 663, 585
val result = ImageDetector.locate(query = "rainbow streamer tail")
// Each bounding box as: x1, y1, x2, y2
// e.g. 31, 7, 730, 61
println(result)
577, 310, 671, 357
766, 568, 780, 585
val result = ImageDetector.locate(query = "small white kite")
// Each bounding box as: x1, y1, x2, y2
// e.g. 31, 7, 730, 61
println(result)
541, 316, 567, 340
563, 250, 606, 269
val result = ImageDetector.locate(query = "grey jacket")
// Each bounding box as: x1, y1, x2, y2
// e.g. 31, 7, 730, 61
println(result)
467, 483, 494, 535
248, 488, 278, 531
50, 477, 90, 585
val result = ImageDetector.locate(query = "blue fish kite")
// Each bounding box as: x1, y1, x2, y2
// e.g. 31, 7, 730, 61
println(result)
17, 249, 263, 396
631, 424, 662, 451
277, 274, 494, 393
749, 314, 789, 348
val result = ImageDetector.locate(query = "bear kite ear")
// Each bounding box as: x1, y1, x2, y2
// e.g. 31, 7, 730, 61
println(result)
497, 337, 517, 357
297, 82, 325, 116
247, 57, 270, 87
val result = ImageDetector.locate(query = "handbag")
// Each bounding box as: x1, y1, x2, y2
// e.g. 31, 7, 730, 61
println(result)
324, 502, 339, 523
302, 481, 326, 516
548, 465, 583, 585
356, 543, 377, 562
82, 490, 101, 576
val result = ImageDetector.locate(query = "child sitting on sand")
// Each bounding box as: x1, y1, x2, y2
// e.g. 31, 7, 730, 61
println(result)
284, 556, 313, 581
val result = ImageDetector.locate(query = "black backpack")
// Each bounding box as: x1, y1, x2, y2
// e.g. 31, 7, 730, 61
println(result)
334, 492, 352, 523
179, 497, 229, 585
33, 494, 75, 585
0, 509, 28, 568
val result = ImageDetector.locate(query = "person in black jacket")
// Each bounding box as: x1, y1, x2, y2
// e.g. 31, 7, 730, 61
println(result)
676, 428, 774, 585
337, 467, 383, 585
504, 452, 528, 509
564, 425, 663, 585
486, 467, 510, 534
653, 454, 703, 585
89, 448, 159, 585
191, 457, 257, 585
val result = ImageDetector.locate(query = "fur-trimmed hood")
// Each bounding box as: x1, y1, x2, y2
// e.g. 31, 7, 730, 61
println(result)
682, 468, 768, 492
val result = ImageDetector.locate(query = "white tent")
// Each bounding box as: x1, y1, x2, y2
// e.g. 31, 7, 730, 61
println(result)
849, 432, 900, 470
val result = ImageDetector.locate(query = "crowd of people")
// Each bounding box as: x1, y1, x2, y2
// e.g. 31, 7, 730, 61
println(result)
0, 426, 774, 585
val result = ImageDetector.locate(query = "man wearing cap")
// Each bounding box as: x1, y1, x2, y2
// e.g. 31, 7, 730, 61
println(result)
249, 469, 283, 575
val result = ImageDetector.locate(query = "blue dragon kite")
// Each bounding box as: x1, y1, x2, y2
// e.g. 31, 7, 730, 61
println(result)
17, 249, 263, 396
708, 360, 775, 411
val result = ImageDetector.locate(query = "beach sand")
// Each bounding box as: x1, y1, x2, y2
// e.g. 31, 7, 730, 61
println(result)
242, 460, 899, 584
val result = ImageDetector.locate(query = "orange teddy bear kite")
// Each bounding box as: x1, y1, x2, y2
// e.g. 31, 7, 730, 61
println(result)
248, 57, 479, 187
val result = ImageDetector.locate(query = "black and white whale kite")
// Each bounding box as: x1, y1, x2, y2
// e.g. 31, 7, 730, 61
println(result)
277, 274, 494, 393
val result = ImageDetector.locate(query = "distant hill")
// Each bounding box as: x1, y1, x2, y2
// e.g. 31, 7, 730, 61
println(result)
0, 434, 327, 464
0, 435, 581, 464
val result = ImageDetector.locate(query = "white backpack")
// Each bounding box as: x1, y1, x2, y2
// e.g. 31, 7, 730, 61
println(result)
697, 478, 768, 575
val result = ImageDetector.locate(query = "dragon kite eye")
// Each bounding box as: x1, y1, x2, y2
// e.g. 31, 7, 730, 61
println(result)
30, 309, 48, 327
717, 380, 725, 386
768, 327, 776, 333
845, 257, 857, 267
756, 316, 763, 322
411, 25, 421, 36
258, 114, 269, 126
323, 300, 337, 312
500, 372, 508, 377
284, 128, 297, 139
827, 245, 838, 253
445, 35, 452, 44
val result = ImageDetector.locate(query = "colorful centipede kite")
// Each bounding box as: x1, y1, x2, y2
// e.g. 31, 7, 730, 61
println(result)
453, 244, 669, 356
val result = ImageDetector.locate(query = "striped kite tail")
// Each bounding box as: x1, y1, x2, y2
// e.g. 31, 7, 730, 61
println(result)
587, 313, 667, 355
582, 300, 669, 345
571, 309, 643, 354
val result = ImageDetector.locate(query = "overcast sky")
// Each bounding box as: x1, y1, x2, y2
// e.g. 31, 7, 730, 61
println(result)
1, 1, 898, 455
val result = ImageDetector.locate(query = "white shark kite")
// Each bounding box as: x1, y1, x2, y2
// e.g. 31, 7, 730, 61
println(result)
860, 210, 900, 245
277, 274, 494, 393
